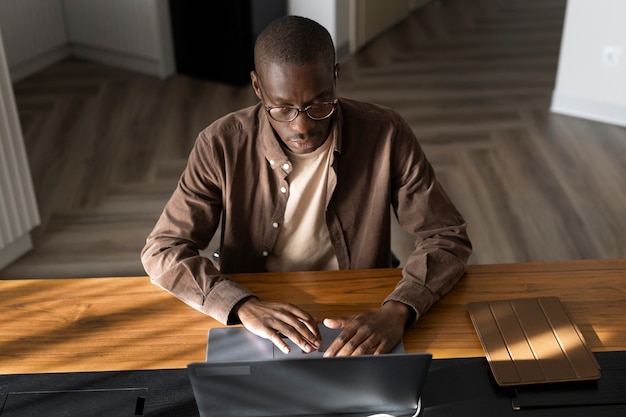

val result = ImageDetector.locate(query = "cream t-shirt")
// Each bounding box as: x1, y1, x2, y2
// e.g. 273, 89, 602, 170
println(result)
266, 136, 339, 272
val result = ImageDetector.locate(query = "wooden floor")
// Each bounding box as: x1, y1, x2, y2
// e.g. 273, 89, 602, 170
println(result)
2, 0, 625, 279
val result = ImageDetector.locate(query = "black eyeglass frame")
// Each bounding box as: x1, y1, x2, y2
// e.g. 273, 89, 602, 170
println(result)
263, 99, 338, 123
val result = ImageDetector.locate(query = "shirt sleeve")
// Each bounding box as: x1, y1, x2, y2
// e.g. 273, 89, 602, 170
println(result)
140, 134, 255, 324
383, 115, 472, 324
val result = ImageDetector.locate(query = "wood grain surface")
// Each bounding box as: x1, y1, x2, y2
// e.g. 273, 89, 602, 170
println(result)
1, 258, 624, 374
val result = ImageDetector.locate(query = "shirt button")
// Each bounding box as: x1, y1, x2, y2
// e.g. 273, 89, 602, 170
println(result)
282, 163, 290, 170
272, 222, 279, 228
262, 250, 269, 257
280, 186, 287, 193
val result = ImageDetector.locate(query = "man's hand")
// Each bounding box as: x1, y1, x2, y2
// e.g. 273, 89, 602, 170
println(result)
235, 298, 321, 354
322, 301, 411, 357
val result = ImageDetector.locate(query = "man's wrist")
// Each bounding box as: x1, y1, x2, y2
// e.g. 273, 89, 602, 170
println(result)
382, 300, 415, 328
228, 296, 258, 324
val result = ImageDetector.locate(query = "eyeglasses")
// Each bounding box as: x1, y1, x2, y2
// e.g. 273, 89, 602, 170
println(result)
264, 99, 338, 122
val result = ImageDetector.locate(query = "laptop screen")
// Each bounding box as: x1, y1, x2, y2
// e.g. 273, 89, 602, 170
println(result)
188, 353, 431, 417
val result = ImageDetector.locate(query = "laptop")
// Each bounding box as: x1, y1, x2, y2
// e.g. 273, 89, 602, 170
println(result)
188, 325, 431, 417
205, 325, 405, 361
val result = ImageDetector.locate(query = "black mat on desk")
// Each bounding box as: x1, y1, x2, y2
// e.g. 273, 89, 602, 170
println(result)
511, 350, 626, 409
1, 352, 624, 417
0, 368, 198, 417
421, 351, 626, 417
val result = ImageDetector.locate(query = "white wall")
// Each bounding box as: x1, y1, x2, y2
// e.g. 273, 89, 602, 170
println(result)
63, 0, 174, 79
0, 0, 70, 82
0, 0, 175, 81
551, 0, 626, 127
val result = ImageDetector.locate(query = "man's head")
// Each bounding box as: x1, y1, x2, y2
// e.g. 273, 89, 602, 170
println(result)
251, 16, 338, 154
253, 15, 336, 77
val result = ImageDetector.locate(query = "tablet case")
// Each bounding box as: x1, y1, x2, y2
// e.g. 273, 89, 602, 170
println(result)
467, 296, 600, 386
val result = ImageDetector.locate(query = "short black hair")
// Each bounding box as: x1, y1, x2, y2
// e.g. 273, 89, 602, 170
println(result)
254, 15, 336, 76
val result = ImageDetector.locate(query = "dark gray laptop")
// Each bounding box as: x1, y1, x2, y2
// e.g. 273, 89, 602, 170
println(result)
205, 325, 405, 361
188, 326, 431, 417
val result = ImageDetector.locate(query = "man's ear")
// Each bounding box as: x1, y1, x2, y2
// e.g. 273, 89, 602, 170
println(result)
250, 71, 263, 100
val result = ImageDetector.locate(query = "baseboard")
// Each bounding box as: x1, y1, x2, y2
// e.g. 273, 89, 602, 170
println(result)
9, 45, 71, 83
550, 92, 626, 128
0, 234, 33, 273
70, 44, 173, 79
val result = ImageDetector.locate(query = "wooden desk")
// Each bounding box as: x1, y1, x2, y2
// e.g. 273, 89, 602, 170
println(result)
1, 258, 624, 374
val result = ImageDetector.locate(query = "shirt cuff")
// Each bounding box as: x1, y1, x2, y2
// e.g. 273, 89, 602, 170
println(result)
203, 279, 257, 324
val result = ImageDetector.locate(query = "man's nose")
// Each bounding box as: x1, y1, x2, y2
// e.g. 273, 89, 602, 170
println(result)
289, 110, 316, 133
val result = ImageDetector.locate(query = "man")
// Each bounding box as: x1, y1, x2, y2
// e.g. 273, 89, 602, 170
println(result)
141, 16, 471, 357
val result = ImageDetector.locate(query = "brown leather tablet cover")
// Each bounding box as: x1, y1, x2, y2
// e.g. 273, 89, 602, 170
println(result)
467, 296, 600, 386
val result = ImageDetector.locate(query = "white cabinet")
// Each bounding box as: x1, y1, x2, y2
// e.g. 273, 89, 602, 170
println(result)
0, 29, 40, 269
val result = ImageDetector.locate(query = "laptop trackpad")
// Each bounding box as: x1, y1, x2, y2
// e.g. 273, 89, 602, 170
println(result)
273, 326, 343, 358
207, 327, 275, 361
274, 337, 325, 357
274, 326, 405, 358
207, 325, 405, 361
1, 388, 148, 416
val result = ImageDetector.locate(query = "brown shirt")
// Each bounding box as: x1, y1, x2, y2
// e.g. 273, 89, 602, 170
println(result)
141, 98, 472, 325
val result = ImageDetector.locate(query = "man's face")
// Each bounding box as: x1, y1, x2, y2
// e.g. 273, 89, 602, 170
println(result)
251, 61, 337, 154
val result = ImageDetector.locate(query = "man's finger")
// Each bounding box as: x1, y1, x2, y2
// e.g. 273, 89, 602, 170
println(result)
268, 331, 291, 354
322, 317, 346, 329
